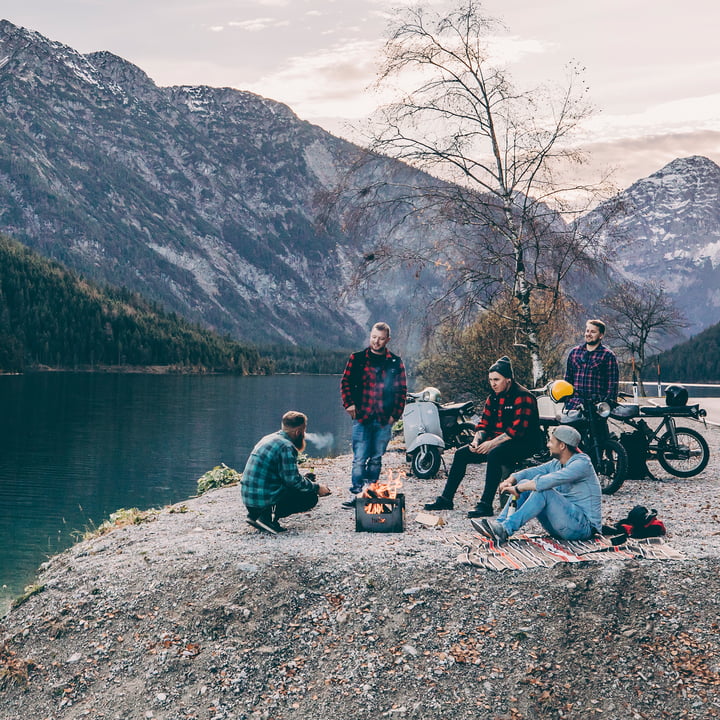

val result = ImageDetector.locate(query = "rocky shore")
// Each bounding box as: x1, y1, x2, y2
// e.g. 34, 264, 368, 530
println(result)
2, 423, 719, 720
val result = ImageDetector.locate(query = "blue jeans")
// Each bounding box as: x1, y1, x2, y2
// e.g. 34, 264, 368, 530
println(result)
498, 489, 593, 540
350, 419, 392, 493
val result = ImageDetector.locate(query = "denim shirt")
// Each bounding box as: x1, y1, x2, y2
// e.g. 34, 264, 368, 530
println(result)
514, 452, 602, 531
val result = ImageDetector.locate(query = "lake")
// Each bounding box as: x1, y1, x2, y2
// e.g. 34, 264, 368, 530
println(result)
0, 373, 352, 612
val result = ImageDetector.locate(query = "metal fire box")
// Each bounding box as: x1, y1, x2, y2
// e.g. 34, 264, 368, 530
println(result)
355, 493, 405, 533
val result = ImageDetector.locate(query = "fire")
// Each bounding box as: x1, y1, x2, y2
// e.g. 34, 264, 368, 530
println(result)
362, 469, 405, 513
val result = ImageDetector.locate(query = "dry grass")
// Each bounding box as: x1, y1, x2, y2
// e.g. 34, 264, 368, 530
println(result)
0, 642, 36, 687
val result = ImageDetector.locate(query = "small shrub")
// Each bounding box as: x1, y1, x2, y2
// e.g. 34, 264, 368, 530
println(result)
82, 507, 158, 540
10, 584, 45, 610
196, 463, 242, 495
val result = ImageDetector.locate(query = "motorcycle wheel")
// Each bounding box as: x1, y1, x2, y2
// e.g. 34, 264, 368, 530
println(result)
595, 438, 628, 495
657, 427, 710, 477
411, 445, 442, 479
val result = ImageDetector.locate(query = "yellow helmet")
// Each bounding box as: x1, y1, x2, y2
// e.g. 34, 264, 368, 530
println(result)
548, 379, 574, 403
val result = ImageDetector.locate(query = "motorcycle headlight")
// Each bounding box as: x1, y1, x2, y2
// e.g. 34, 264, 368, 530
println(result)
595, 402, 611, 418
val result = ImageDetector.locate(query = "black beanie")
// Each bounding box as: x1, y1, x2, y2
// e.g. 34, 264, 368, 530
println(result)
489, 355, 513, 378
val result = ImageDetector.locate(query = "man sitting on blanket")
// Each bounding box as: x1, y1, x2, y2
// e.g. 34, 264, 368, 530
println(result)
473, 425, 602, 545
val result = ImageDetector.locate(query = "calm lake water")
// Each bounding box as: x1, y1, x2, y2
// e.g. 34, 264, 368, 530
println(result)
0, 373, 352, 611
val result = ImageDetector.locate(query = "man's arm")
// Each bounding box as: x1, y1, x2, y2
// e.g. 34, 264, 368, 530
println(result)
340, 353, 358, 418
604, 351, 619, 402
389, 358, 408, 423
564, 348, 575, 385
279, 445, 319, 494
520, 454, 593, 492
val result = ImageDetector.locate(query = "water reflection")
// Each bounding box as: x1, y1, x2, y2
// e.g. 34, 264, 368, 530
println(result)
0, 373, 351, 610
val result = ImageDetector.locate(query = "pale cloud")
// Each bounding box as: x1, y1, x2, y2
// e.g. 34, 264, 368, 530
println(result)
581, 93, 720, 146
240, 39, 385, 119
484, 34, 549, 66
209, 26, 224, 33
228, 17, 290, 32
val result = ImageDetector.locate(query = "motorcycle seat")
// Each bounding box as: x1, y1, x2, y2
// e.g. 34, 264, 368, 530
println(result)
610, 403, 640, 419
640, 404, 701, 417
440, 401, 474, 413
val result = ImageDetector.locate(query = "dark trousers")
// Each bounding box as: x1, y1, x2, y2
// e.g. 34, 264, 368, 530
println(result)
440, 441, 528, 506
248, 487, 318, 521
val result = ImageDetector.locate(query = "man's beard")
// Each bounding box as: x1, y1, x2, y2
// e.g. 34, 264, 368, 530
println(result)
291, 432, 306, 452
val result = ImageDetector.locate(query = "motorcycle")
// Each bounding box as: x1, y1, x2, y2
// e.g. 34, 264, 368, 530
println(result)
610, 384, 710, 479
402, 387, 477, 479
536, 380, 628, 495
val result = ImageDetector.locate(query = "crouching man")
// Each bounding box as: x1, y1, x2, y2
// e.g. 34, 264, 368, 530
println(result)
242, 411, 331, 534
473, 425, 602, 545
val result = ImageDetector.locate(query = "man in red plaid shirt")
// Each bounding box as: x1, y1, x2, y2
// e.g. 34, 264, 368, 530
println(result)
424, 355, 541, 518
340, 322, 407, 508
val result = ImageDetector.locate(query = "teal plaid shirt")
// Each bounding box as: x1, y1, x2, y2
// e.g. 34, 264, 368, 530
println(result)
241, 430, 317, 509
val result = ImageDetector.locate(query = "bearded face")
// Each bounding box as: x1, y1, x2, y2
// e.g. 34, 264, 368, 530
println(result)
290, 427, 306, 453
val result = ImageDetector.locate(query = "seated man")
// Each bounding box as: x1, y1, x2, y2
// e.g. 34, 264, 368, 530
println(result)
424, 355, 541, 518
241, 410, 331, 534
473, 425, 602, 545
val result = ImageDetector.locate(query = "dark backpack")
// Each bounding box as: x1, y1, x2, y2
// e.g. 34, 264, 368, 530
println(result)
619, 430, 653, 480
603, 505, 666, 542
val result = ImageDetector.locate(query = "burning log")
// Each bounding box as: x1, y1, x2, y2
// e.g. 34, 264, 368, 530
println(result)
362, 469, 405, 514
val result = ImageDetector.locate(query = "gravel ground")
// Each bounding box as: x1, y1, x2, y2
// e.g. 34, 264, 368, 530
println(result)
1, 421, 719, 720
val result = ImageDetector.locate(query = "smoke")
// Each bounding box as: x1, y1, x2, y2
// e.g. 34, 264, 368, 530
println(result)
305, 432, 334, 453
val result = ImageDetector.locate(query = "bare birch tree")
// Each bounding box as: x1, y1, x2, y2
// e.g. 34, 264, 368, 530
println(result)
341, 1, 617, 384
600, 279, 687, 395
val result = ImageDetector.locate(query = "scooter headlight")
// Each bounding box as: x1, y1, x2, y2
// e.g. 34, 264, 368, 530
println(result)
595, 401, 611, 418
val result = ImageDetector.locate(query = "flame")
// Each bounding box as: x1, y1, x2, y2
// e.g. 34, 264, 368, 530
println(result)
362, 469, 405, 513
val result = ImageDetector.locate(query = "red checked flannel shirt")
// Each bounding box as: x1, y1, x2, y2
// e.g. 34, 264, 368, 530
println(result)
564, 342, 619, 410
340, 348, 407, 425
476, 381, 540, 447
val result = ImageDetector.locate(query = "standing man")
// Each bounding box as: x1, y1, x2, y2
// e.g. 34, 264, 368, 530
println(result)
473, 425, 602, 545
424, 356, 541, 518
340, 322, 407, 508
242, 411, 331, 534
564, 319, 619, 411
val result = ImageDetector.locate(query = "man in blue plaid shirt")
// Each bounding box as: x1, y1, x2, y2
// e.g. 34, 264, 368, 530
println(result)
242, 411, 331, 534
564, 319, 619, 411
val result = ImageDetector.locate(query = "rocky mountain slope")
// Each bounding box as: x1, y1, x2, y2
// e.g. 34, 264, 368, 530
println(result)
1, 19, 718, 353
587, 155, 720, 335
0, 20, 427, 349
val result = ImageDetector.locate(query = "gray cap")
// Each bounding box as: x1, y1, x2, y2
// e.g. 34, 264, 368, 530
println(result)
553, 425, 581, 449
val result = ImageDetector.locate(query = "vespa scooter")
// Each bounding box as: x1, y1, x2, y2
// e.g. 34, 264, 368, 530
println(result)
403, 387, 476, 478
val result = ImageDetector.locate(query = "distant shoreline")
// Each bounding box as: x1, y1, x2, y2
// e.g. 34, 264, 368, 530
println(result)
1, 364, 268, 376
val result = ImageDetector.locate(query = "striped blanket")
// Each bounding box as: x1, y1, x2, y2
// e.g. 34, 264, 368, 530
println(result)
455, 533, 683, 571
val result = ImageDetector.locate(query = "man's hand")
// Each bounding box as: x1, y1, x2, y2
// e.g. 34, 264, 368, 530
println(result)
345, 405, 357, 420
317, 484, 331, 497
498, 476, 518, 495
468, 432, 484, 453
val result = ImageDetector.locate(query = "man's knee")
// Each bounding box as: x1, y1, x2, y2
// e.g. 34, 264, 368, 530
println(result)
452, 445, 475, 467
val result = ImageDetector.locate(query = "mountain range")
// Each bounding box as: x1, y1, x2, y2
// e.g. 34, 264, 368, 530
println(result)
586, 155, 720, 336
1, 19, 718, 353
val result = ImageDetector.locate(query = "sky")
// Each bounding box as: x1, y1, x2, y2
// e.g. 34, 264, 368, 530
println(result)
3, 0, 720, 189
